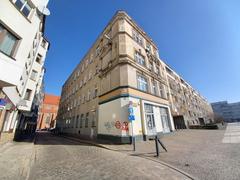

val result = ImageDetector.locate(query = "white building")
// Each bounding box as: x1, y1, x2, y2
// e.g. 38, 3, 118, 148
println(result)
0, 0, 50, 143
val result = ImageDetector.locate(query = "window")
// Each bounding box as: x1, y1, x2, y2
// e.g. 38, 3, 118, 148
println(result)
80, 80, 83, 88
41, 39, 47, 49
146, 43, 151, 53
92, 111, 96, 127
132, 29, 144, 46
81, 64, 84, 72
0, 24, 18, 57
85, 113, 89, 128
95, 64, 100, 74
93, 86, 98, 98
89, 70, 92, 80
154, 49, 160, 59
89, 53, 93, 63
30, 70, 38, 81
85, 59, 89, 68
152, 80, 157, 95
87, 89, 91, 101
95, 46, 100, 57
36, 54, 42, 64
135, 51, 145, 66
159, 83, 166, 99
80, 114, 84, 128
149, 61, 153, 71
14, 0, 32, 18
137, 75, 148, 92
76, 115, 80, 128
24, 89, 32, 100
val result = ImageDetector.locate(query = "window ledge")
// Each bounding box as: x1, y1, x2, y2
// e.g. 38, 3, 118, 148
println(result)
0, 50, 16, 61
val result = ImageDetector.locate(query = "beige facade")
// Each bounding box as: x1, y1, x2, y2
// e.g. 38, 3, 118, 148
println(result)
57, 11, 213, 143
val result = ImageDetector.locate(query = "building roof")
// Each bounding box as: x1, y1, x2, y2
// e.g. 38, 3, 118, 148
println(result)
43, 94, 60, 105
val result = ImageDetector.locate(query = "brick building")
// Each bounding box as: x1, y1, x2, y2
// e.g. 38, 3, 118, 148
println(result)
37, 94, 60, 130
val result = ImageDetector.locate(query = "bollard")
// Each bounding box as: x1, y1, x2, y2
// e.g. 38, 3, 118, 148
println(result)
155, 135, 159, 157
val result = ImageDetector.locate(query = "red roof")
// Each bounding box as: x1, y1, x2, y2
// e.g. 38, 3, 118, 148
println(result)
43, 94, 60, 105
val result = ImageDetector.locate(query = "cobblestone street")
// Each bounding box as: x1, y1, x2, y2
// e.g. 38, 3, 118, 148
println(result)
96, 123, 240, 180
27, 132, 189, 180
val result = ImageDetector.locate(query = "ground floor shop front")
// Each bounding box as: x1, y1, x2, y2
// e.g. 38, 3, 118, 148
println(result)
97, 96, 175, 143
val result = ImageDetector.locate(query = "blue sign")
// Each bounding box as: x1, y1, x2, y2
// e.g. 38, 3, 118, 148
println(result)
128, 115, 135, 121
128, 105, 135, 121
0, 99, 7, 106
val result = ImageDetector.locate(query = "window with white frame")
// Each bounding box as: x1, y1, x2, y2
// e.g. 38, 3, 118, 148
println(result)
87, 89, 91, 101
89, 70, 92, 80
85, 59, 89, 67
146, 43, 151, 53
80, 80, 83, 88
13, 0, 32, 18
132, 29, 144, 46
0, 24, 18, 57
89, 53, 93, 63
159, 83, 166, 99
137, 75, 148, 92
92, 111, 96, 127
95, 46, 100, 57
85, 113, 89, 128
152, 80, 157, 95
149, 61, 153, 71
134, 51, 145, 66
24, 89, 32, 100
80, 114, 84, 128
93, 86, 98, 98
81, 64, 84, 72
30, 70, 38, 81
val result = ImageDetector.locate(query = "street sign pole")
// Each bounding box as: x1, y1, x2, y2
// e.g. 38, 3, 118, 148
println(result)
132, 121, 135, 151
128, 101, 136, 151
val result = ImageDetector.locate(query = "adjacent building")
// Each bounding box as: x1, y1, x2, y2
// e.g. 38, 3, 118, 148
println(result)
57, 11, 213, 143
0, 0, 50, 143
211, 101, 240, 122
37, 94, 60, 130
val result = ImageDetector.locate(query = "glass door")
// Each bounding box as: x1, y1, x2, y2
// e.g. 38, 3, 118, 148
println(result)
145, 104, 156, 136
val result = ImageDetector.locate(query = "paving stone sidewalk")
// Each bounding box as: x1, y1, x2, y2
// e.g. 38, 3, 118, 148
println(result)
60, 133, 195, 180
0, 141, 34, 180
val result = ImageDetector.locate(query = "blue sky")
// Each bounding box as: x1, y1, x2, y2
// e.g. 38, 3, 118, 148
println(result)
44, 0, 240, 103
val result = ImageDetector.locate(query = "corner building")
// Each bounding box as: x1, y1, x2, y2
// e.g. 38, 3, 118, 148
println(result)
57, 11, 213, 143
0, 0, 50, 143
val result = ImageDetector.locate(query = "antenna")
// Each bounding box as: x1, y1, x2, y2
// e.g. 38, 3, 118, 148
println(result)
37, 5, 50, 16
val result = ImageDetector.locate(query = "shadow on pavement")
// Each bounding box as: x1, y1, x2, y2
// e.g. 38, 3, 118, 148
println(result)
34, 132, 94, 146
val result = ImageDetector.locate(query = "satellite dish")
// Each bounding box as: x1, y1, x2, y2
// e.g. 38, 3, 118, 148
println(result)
37, 5, 50, 16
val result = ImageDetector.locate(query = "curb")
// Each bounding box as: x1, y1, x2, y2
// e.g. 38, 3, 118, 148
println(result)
58, 134, 196, 180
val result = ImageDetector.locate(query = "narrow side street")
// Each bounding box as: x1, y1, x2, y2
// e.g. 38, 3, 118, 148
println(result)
27, 132, 189, 180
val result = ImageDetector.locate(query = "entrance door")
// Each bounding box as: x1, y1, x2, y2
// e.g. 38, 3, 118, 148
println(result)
160, 107, 170, 133
144, 104, 156, 136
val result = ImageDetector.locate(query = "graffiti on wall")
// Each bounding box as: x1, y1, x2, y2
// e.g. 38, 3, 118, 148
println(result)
115, 121, 129, 131
104, 120, 129, 131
